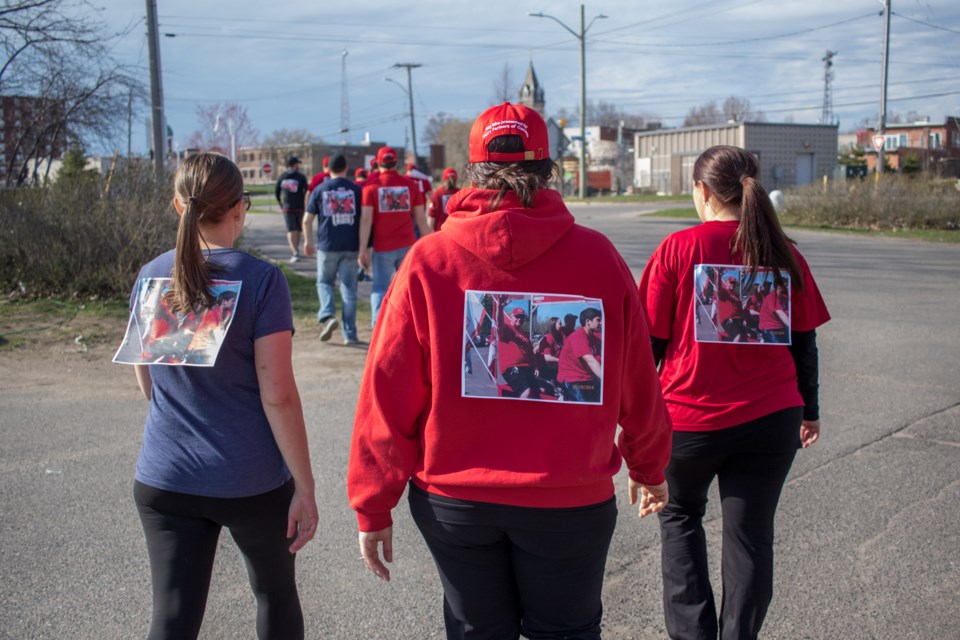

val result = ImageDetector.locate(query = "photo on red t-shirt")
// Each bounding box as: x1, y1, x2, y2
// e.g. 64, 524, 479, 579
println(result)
378, 186, 411, 212
694, 264, 791, 345
462, 290, 604, 405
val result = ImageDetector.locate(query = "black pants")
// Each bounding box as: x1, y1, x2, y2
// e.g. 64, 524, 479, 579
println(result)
134, 480, 303, 640
408, 483, 617, 640
658, 407, 801, 640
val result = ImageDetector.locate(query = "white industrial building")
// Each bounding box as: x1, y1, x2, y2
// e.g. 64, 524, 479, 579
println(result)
634, 122, 838, 195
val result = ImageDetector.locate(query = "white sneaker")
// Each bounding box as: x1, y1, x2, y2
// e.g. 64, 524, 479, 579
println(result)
289, 253, 300, 263
343, 338, 360, 346
320, 318, 339, 342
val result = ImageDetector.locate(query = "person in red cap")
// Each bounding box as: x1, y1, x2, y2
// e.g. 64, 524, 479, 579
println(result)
306, 155, 331, 200
353, 167, 367, 186
638, 145, 830, 640
347, 102, 671, 639
405, 161, 433, 211
427, 167, 459, 231
358, 145, 430, 327
366, 158, 380, 184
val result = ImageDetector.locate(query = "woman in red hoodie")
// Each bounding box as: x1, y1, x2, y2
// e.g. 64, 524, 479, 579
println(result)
347, 103, 673, 640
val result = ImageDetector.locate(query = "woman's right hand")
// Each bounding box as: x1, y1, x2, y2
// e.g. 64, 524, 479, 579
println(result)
286, 488, 318, 554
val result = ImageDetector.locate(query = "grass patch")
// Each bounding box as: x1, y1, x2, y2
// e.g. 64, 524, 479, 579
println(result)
277, 264, 373, 337
566, 193, 691, 204
647, 207, 699, 219
0, 297, 130, 351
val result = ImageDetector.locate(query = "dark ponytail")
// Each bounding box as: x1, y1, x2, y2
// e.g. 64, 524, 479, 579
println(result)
468, 135, 558, 209
693, 146, 803, 292
164, 153, 244, 314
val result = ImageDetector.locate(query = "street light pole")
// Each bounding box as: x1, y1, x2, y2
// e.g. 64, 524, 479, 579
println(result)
529, 5, 606, 199
393, 63, 422, 167
877, 0, 891, 175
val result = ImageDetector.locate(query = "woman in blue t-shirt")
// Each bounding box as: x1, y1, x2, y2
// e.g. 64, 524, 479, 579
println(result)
128, 152, 318, 639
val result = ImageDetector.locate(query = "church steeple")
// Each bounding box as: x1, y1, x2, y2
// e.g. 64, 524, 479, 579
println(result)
518, 61, 545, 116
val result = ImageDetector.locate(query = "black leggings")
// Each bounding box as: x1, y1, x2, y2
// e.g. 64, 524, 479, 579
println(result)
658, 407, 801, 640
134, 480, 303, 640
409, 483, 617, 640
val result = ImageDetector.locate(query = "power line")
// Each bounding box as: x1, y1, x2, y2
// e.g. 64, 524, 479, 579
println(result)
892, 11, 960, 35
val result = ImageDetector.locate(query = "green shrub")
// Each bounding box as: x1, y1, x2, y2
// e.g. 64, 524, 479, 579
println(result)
0, 160, 176, 299
780, 176, 960, 231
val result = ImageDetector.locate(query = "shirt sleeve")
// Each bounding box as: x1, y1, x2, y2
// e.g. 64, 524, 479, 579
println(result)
347, 272, 431, 532
791, 250, 830, 332
253, 266, 295, 339
638, 240, 678, 340
361, 184, 376, 208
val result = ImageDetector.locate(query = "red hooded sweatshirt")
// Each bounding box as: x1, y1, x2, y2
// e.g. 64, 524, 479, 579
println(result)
347, 188, 672, 532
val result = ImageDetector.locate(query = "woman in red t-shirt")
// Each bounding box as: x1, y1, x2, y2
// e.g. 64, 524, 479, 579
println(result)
427, 167, 460, 231
639, 146, 830, 640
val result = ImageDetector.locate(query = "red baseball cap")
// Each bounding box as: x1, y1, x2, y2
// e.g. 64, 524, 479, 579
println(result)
377, 147, 398, 164
322, 156, 330, 167
512, 307, 526, 317
405, 162, 416, 172
469, 102, 549, 163
369, 158, 378, 169
442, 167, 458, 181
354, 168, 367, 177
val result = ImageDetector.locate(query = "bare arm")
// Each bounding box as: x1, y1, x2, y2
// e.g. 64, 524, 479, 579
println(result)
134, 365, 152, 400
254, 330, 318, 553
582, 353, 602, 379
413, 204, 430, 238
302, 212, 317, 257
358, 205, 374, 270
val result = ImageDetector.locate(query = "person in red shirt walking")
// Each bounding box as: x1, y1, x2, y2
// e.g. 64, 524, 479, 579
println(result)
428, 167, 460, 231
347, 103, 672, 640
358, 146, 430, 327
639, 145, 830, 640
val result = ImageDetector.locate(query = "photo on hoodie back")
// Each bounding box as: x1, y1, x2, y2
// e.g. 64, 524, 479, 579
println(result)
462, 290, 604, 404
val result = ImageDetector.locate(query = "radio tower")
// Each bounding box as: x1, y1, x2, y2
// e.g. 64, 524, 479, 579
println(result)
821, 50, 837, 125
340, 49, 350, 144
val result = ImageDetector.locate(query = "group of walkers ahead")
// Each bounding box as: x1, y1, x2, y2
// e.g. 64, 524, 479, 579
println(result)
275, 147, 459, 344
116, 101, 829, 640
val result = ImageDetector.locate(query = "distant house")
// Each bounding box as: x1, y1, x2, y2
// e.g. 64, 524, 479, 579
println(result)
858, 116, 960, 176
633, 122, 838, 195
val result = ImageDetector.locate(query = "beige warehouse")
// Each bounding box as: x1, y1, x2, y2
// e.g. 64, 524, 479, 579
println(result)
634, 122, 838, 195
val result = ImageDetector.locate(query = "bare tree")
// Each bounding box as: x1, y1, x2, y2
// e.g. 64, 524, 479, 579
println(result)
553, 101, 660, 130
722, 96, 765, 123
186, 103, 259, 153
490, 63, 516, 105
683, 101, 723, 127
261, 128, 323, 147
1, 0, 142, 186
424, 112, 472, 173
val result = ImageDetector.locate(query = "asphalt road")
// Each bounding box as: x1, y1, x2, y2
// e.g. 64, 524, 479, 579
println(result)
1, 202, 958, 639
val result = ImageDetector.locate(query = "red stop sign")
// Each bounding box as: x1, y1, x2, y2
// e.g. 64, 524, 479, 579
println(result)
261, 162, 273, 176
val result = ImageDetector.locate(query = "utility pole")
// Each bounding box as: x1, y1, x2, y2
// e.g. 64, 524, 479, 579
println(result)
821, 50, 837, 125
878, 0, 892, 174
393, 63, 422, 167
340, 49, 350, 144
145, 0, 165, 177
529, 5, 607, 199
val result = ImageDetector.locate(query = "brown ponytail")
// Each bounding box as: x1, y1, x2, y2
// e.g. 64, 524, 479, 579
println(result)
468, 135, 558, 209
693, 146, 803, 292
164, 153, 244, 314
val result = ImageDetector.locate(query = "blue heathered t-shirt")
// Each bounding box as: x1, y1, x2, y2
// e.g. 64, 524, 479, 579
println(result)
305, 176, 362, 252
131, 248, 294, 498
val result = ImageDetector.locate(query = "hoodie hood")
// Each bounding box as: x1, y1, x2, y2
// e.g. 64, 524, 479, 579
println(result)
440, 188, 575, 271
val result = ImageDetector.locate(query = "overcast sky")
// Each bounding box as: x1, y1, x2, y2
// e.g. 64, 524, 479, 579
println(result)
96, 0, 960, 155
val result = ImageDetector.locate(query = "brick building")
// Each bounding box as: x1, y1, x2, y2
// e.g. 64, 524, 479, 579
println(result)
858, 117, 960, 176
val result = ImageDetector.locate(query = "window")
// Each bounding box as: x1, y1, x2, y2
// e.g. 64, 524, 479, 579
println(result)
952, 132, 960, 148
929, 133, 941, 149
884, 134, 907, 150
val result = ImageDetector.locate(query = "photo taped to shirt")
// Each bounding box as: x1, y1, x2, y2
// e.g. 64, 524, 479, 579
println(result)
462, 290, 604, 404
323, 190, 357, 226
378, 186, 411, 213
113, 278, 243, 366
693, 264, 791, 345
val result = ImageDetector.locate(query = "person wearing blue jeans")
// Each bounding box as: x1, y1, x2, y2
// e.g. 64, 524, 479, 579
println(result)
304, 154, 363, 344
369, 245, 409, 328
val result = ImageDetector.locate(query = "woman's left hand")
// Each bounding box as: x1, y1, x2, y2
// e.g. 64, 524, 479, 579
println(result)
800, 420, 821, 448
628, 477, 669, 518
286, 488, 319, 554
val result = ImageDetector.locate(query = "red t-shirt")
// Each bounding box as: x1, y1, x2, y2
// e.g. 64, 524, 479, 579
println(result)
639, 220, 830, 431
497, 316, 533, 372
361, 170, 424, 252
557, 327, 601, 383
429, 186, 459, 231
759, 292, 788, 330
308, 172, 329, 192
